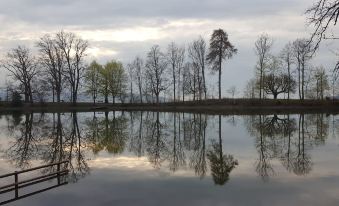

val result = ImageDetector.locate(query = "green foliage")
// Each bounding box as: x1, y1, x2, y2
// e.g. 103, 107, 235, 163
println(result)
105, 60, 128, 103
85, 60, 102, 103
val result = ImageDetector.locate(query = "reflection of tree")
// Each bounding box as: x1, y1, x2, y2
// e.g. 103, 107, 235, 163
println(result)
3, 111, 24, 138
41, 113, 65, 168
144, 112, 169, 168
85, 112, 100, 148
280, 115, 297, 172
129, 112, 145, 157
5, 113, 42, 169
89, 111, 128, 154
291, 114, 312, 175
247, 114, 297, 181
40, 113, 90, 183
3, 112, 91, 183
207, 115, 238, 185
62, 113, 90, 182
253, 115, 275, 181
306, 113, 328, 145
189, 114, 208, 178
168, 113, 186, 172
245, 113, 329, 180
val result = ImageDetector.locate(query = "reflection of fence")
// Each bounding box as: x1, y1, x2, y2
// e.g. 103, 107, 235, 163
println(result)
0, 161, 69, 205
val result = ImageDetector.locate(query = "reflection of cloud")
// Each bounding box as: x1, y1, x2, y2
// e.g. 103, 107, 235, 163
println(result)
91, 156, 152, 169
90, 156, 196, 177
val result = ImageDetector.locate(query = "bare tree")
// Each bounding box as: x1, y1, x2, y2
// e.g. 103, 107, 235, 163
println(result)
254, 34, 273, 99
263, 74, 296, 99
312, 66, 329, 99
181, 62, 191, 101
293, 38, 313, 100
244, 78, 259, 98
55, 31, 88, 104
2, 46, 38, 103
306, 0, 339, 50
132, 57, 144, 103
280, 42, 294, 100
36, 34, 65, 103
263, 56, 296, 99
188, 37, 207, 99
227, 86, 237, 98
145, 45, 168, 104
127, 63, 134, 103
186, 62, 203, 100
207, 29, 237, 100
167, 42, 185, 102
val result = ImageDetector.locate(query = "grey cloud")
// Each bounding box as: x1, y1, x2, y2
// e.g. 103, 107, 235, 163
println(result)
0, 0, 310, 27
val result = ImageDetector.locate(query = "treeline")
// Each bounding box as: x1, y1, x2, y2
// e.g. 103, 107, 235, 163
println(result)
245, 35, 335, 100
1, 29, 238, 104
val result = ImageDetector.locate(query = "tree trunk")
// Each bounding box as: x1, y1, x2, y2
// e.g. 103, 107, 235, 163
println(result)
52, 87, 55, 103
287, 63, 290, 100
139, 80, 143, 103
130, 82, 133, 103
219, 68, 221, 100
219, 54, 222, 100
219, 114, 222, 156
202, 66, 206, 100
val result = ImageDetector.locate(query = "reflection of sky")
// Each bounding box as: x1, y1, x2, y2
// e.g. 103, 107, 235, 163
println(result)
1, 112, 339, 205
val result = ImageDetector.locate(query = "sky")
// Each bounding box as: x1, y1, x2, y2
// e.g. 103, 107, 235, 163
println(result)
0, 0, 338, 96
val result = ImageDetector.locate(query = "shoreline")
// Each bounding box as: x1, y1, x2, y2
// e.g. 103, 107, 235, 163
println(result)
1, 99, 339, 115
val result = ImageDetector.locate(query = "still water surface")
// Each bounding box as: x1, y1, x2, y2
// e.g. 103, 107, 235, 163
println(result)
0, 111, 339, 206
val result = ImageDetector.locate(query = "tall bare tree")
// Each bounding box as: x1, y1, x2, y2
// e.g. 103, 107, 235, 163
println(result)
145, 45, 168, 104
280, 42, 294, 100
167, 42, 185, 102
127, 63, 134, 103
36, 34, 64, 103
132, 57, 144, 103
185, 62, 202, 100
55, 31, 88, 104
189, 37, 207, 99
313, 66, 329, 99
293, 38, 313, 100
2, 46, 38, 103
207, 29, 237, 100
254, 34, 273, 99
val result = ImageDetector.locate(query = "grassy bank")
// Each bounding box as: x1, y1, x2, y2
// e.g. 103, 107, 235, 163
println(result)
1, 98, 339, 115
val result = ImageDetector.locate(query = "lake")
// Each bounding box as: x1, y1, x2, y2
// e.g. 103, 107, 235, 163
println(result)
0, 111, 339, 206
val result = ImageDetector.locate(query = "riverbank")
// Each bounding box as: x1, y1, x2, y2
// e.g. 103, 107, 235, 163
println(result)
1, 99, 339, 115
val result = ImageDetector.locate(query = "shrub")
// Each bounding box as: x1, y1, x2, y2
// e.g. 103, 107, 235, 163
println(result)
11, 91, 23, 107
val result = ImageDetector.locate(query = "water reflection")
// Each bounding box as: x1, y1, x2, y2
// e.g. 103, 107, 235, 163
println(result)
244, 113, 329, 180
0, 111, 332, 186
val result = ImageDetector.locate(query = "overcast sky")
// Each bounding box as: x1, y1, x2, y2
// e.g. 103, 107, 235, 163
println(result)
0, 0, 338, 96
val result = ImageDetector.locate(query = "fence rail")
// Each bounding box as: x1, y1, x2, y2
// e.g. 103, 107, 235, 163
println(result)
0, 161, 69, 205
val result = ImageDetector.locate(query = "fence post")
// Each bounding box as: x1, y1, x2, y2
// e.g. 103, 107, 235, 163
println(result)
14, 172, 18, 198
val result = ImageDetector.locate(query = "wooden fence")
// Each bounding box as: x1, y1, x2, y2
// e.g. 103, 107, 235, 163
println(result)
0, 161, 69, 205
